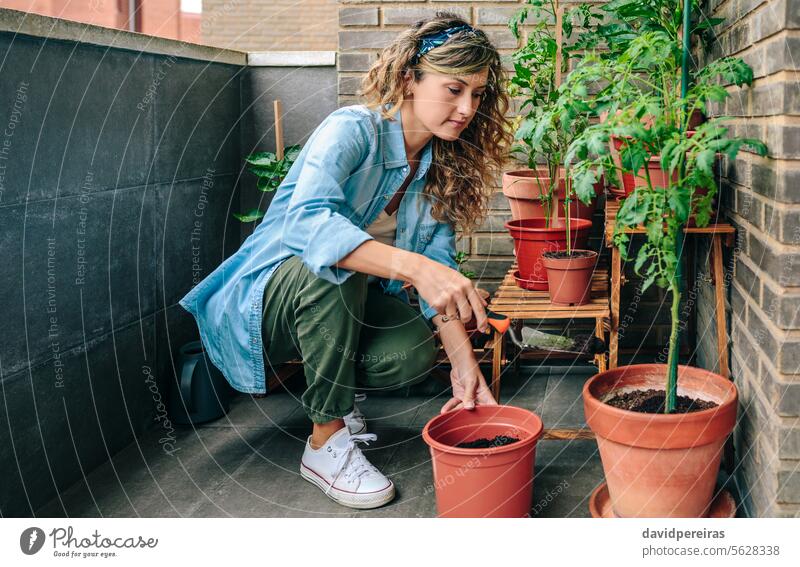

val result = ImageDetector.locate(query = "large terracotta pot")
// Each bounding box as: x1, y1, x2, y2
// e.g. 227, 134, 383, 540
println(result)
422, 405, 544, 517
502, 168, 599, 221
541, 249, 598, 306
505, 218, 592, 287
582, 364, 738, 518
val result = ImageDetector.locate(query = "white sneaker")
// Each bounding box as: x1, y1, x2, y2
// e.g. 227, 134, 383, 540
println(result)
300, 426, 395, 509
343, 392, 367, 434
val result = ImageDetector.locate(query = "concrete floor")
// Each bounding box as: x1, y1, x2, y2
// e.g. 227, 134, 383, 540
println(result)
34, 363, 740, 518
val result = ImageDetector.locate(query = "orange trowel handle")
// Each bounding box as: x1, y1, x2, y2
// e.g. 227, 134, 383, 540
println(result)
400, 281, 510, 333
486, 310, 510, 334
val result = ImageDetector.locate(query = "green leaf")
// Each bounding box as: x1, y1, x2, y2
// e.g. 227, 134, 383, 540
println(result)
616, 190, 650, 226
668, 186, 691, 223
233, 209, 266, 222
573, 167, 598, 205
634, 245, 649, 275
695, 149, 716, 175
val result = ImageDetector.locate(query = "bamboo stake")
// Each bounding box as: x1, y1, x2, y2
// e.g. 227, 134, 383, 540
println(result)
554, 2, 563, 89
274, 99, 284, 161
554, 3, 566, 233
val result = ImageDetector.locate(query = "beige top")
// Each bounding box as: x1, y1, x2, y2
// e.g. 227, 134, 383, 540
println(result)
365, 208, 397, 246
365, 208, 397, 283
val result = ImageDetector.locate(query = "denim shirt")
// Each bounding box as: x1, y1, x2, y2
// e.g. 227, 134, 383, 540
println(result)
178, 103, 457, 394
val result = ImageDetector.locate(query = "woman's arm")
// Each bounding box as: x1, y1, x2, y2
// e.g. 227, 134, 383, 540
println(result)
335, 240, 488, 333
336, 240, 497, 412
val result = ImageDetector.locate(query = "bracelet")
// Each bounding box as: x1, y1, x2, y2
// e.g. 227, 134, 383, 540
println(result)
440, 314, 460, 323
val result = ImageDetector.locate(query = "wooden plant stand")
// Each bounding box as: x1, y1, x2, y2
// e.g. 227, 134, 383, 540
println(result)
604, 198, 735, 376
484, 262, 612, 441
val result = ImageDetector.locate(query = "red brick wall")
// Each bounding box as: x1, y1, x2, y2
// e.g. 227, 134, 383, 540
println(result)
1, 0, 200, 42
201, 0, 337, 51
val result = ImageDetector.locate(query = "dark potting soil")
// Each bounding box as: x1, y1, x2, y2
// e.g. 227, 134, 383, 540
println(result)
455, 435, 520, 449
543, 250, 595, 260
605, 389, 718, 414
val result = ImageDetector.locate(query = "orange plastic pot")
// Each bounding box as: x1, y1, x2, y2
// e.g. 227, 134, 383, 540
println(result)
503, 169, 599, 221
542, 249, 598, 306
422, 405, 544, 518
582, 364, 738, 517
505, 218, 592, 287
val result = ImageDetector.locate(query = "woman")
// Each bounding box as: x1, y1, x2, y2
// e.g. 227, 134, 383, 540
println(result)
179, 12, 512, 510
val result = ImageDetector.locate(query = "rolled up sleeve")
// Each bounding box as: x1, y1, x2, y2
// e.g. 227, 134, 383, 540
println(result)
280, 112, 375, 284
418, 221, 458, 324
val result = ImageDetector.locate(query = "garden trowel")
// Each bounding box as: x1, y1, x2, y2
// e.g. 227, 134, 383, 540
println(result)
507, 325, 606, 356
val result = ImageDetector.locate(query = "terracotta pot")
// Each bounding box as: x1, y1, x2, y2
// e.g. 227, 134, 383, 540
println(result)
505, 218, 592, 285
422, 405, 544, 517
541, 249, 598, 306
612, 137, 678, 196
502, 169, 599, 221
582, 364, 738, 518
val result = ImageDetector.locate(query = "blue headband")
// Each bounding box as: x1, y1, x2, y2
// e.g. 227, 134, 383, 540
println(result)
411, 24, 477, 65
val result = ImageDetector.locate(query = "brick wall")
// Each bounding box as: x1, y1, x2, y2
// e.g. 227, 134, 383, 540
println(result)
697, 0, 800, 517
202, 0, 338, 51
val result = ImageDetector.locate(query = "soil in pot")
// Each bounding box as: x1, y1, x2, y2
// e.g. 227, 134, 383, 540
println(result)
455, 435, 520, 449
605, 388, 718, 413
542, 250, 594, 260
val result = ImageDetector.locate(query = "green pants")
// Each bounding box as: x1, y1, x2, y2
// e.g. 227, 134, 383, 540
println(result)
261, 255, 438, 423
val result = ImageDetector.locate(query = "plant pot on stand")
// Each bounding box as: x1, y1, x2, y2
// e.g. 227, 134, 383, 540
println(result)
503, 168, 600, 222
541, 249, 598, 305
611, 137, 679, 198
505, 217, 592, 291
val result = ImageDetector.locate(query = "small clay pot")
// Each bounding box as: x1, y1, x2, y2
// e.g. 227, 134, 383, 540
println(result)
541, 249, 598, 306
611, 137, 677, 196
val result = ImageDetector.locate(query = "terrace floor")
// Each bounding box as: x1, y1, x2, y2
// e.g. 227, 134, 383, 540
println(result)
34, 363, 744, 518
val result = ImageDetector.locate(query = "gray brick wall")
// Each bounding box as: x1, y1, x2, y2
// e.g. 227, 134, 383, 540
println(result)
698, 0, 800, 517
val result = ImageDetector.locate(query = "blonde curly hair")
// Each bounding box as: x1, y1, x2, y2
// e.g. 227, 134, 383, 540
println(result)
359, 12, 513, 235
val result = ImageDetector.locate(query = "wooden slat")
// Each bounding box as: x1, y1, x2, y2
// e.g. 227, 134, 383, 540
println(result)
543, 428, 596, 440
487, 263, 611, 320
491, 309, 610, 319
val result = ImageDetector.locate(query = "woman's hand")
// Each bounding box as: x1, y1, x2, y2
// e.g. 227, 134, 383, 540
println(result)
440, 364, 498, 413
410, 256, 489, 332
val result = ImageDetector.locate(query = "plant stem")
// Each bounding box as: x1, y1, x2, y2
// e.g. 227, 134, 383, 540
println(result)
565, 171, 571, 255
665, 280, 681, 413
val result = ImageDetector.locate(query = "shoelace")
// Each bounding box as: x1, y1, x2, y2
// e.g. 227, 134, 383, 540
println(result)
325, 433, 378, 495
